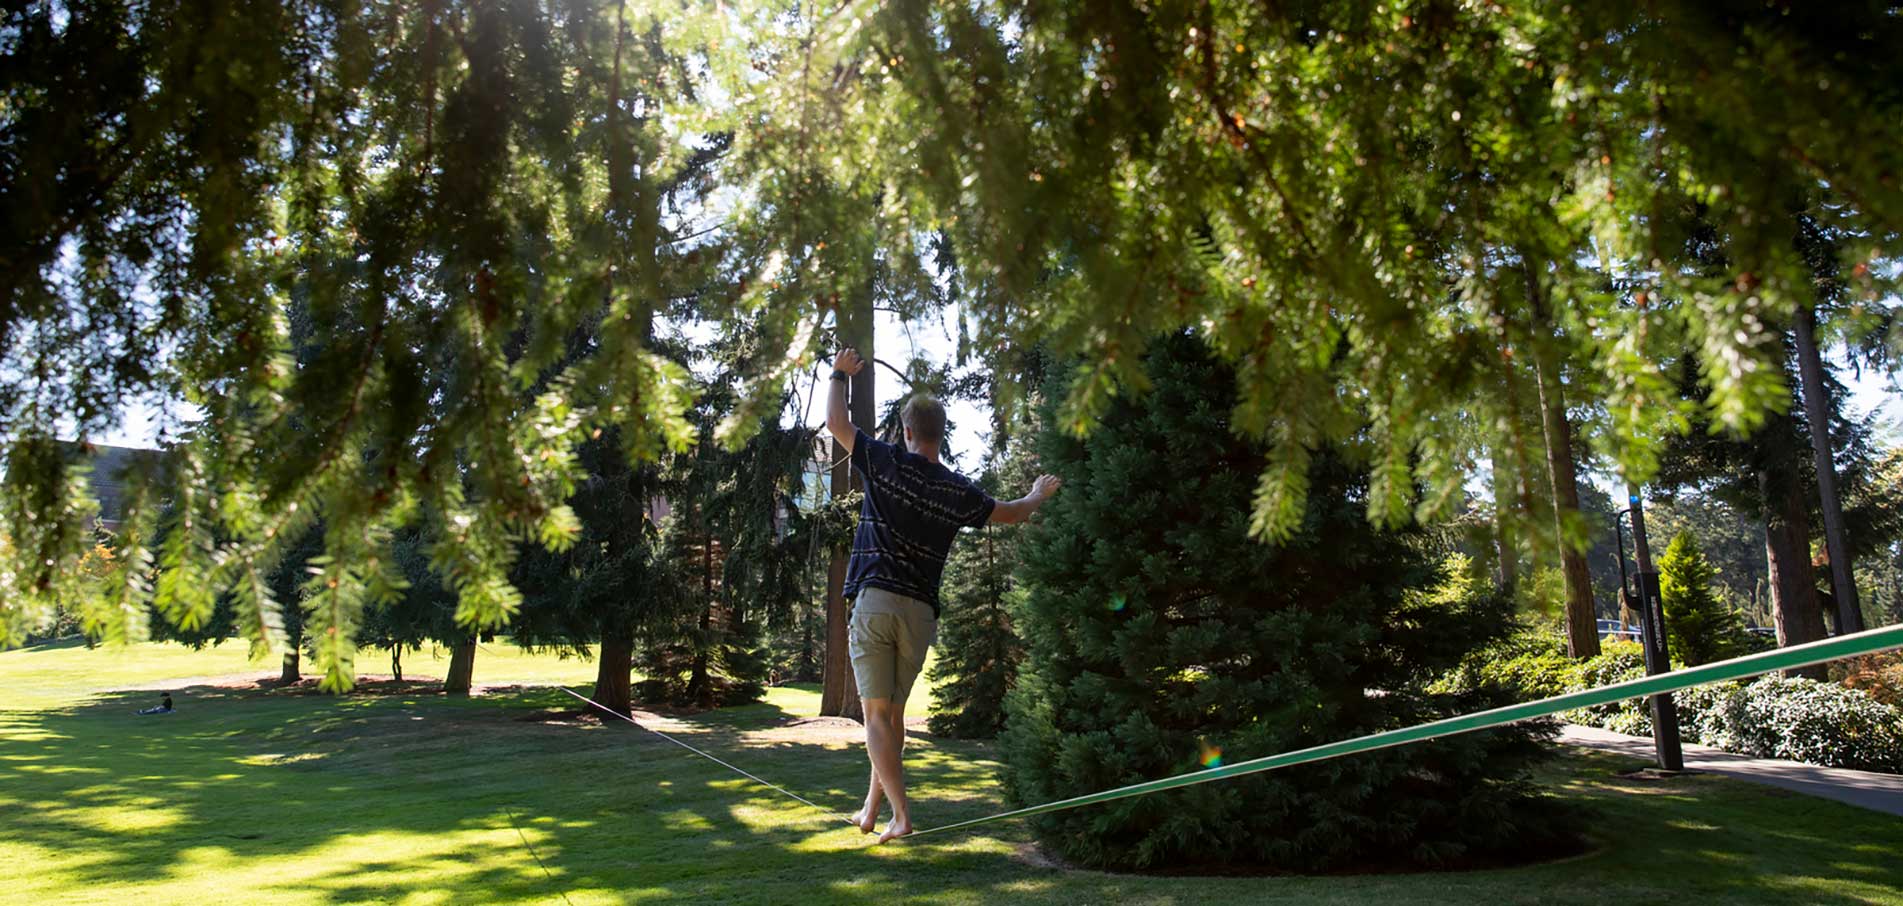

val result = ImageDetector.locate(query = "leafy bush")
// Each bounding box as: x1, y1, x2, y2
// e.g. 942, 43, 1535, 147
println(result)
1444, 630, 1903, 775
1731, 677, 1903, 772
1673, 681, 1750, 751
1836, 652, 1903, 708
1558, 641, 1649, 732
1003, 335, 1573, 872
1431, 626, 1576, 702
1568, 670, 1903, 773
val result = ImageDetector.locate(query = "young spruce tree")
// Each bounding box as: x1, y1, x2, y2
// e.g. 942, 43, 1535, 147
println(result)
1002, 333, 1570, 872
926, 455, 1031, 738
1658, 531, 1748, 667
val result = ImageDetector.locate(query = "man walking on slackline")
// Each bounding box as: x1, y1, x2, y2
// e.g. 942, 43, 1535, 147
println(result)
826, 347, 1061, 843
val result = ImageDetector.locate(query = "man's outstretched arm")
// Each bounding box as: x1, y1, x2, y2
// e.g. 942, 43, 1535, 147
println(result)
990, 474, 1062, 524
826, 348, 866, 454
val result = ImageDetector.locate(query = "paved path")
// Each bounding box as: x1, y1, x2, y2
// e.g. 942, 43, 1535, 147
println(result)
1560, 724, 1903, 818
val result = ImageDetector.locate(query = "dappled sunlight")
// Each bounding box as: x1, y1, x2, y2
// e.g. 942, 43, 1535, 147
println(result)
2, 644, 1900, 904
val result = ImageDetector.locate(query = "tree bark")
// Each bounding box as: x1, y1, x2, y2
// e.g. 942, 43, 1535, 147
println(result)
1762, 469, 1829, 679
391, 646, 403, 683
1792, 308, 1864, 635
689, 536, 715, 707
594, 630, 634, 716
1531, 352, 1602, 658
280, 649, 300, 684
1520, 256, 1600, 658
444, 635, 476, 694
1491, 453, 1519, 598
820, 290, 871, 723
820, 536, 860, 718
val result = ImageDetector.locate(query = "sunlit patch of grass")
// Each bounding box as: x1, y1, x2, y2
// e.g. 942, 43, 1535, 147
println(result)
1, 640, 1900, 906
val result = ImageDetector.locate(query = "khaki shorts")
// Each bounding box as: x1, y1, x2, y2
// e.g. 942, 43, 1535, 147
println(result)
849, 587, 938, 704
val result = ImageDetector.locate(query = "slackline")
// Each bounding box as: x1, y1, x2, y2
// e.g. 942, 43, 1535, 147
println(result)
557, 625, 1903, 840
909, 623, 1903, 837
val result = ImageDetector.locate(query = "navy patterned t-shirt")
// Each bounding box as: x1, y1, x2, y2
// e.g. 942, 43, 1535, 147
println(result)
843, 427, 997, 616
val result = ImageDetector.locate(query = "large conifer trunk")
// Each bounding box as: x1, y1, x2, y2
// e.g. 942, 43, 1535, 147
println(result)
1761, 470, 1829, 679
594, 631, 634, 716
820, 300, 871, 723
280, 650, 300, 684
1792, 308, 1864, 635
1532, 354, 1602, 659
1522, 260, 1600, 658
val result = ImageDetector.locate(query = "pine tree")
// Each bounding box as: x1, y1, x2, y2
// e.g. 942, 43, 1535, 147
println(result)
1658, 532, 1747, 667
926, 464, 1028, 738
1002, 333, 1568, 872
10, 0, 1903, 692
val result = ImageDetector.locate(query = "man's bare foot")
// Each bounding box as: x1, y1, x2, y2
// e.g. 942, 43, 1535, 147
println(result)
849, 808, 877, 834
875, 817, 912, 844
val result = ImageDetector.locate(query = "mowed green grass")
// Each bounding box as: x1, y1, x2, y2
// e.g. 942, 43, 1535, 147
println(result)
3, 640, 1900, 906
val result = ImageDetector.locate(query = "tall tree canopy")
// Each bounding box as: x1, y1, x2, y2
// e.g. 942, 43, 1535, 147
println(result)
6, 1, 1903, 684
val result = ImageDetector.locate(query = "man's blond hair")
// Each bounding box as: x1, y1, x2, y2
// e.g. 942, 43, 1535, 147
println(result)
901, 395, 947, 445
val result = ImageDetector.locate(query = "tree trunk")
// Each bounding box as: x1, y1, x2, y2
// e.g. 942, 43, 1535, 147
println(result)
820, 290, 871, 723
280, 649, 300, 684
444, 635, 477, 694
821, 542, 860, 718
1762, 469, 1829, 679
1792, 308, 1864, 635
1532, 351, 1602, 659
1491, 453, 1520, 598
688, 537, 715, 706
1518, 257, 1599, 657
594, 630, 634, 716
391, 646, 403, 683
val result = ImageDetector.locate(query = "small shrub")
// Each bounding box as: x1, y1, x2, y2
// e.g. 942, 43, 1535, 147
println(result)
1433, 629, 1578, 702
1657, 532, 1749, 666
1733, 676, 1903, 773
1675, 681, 1750, 751
1836, 652, 1903, 708
1558, 641, 1649, 731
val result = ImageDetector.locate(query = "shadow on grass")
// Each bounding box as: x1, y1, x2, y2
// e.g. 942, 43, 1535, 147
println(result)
3, 683, 1901, 906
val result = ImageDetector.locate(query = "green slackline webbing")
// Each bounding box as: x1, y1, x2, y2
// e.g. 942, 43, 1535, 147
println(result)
905, 623, 1903, 837
543, 626, 1903, 840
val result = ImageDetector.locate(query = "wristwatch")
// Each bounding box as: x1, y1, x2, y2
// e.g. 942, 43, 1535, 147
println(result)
830, 369, 850, 382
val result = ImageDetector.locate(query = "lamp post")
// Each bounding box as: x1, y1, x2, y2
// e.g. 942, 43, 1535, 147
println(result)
1622, 485, 1684, 771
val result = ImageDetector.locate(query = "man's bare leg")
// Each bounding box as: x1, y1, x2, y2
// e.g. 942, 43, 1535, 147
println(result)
852, 699, 909, 833
861, 697, 913, 843
851, 767, 882, 833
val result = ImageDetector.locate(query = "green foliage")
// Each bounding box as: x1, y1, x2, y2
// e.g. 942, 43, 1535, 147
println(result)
926, 461, 1030, 738
1645, 494, 1775, 627
1675, 678, 1903, 774
1557, 641, 1650, 734
1558, 644, 1903, 774
1657, 532, 1749, 666
1434, 626, 1578, 703
11, 0, 1903, 695
1002, 334, 1569, 872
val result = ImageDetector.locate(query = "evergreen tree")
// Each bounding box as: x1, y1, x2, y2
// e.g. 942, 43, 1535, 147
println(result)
1657, 532, 1747, 667
10, 0, 1903, 692
926, 461, 1029, 738
1002, 333, 1568, 872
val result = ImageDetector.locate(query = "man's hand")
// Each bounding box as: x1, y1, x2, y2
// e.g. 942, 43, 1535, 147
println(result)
991, 473, 1064, 525
825, 348, 864, 453
1030, 474, 1062, 501
833, 347, 866, 377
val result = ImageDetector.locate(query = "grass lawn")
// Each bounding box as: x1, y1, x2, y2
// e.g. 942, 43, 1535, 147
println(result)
4, 640, 1899, 905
